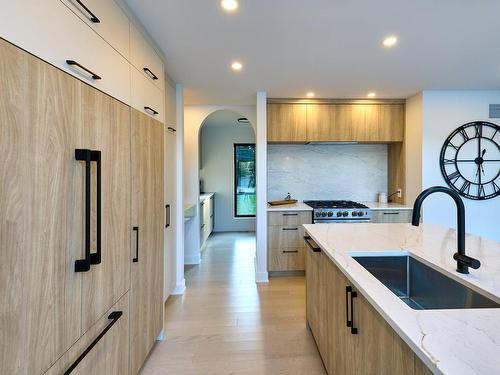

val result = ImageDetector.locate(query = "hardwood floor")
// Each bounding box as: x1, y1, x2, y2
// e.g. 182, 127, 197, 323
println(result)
141, 232, 326, 374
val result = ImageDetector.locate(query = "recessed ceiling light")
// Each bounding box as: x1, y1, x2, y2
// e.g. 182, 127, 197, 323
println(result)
231, 61, 243, 71
221, 0, 238, 12
367, 92, 376, 98
306, 92, 315, 98
382, 35, 398, 48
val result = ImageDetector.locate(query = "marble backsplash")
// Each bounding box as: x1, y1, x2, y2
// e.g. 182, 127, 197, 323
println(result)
267, 144, 388, 202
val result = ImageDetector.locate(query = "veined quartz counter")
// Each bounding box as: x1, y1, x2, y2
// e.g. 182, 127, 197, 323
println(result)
267, 202, 313, 212
303, 223, 500, 375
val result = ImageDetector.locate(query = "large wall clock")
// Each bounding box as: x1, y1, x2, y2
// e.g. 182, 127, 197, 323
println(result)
440, 121, 500, 200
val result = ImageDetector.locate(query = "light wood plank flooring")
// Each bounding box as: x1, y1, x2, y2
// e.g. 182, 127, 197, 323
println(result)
141, 232, 326, 374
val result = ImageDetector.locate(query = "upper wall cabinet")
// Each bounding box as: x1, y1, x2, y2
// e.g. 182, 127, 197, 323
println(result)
60, 0, 131, 59
130, 23, 165, 92
267, 102, 405, 143
267, 103, 307, 142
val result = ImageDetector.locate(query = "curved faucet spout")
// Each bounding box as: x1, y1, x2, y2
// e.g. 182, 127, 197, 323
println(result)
411, 186, 480, 274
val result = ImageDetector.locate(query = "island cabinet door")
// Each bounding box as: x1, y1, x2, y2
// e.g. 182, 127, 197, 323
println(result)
130, 109, 165, 374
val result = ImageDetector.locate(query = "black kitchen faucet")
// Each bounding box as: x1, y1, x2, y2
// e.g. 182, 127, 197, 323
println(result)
412, 186, 481, 274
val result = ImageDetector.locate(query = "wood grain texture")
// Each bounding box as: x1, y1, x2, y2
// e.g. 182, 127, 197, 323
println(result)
414, 355, 434, 375
388, 142, 406, 204
130, 109, 165, 374
267, 103, 307, 142
267, 211, 312, 226
45, 292, 130, 375
80, 84, 131, 333
0, 38, 83, 374
371, 210, 412, 223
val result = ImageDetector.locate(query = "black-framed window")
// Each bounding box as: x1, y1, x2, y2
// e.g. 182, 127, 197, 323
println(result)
234, 144, 256, 217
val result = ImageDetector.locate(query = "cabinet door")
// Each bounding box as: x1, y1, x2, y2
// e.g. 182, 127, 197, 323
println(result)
0, 38, 82, 374
267, 103, 307, 142
130, 109, 165, 374
371, 210, 412, 223
305, 246, 320, 334
80, 85, 131, 332
131, 66, 165, 123
45, 292, 130, 375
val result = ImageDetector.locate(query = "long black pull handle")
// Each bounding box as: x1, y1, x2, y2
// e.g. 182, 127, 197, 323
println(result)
133, 227, 139, 263
75, 149, 92, 272
165, 204, 171, 228
304, 235, 321, 252
143, 67, 158, 80
144, 106, 159, 115
64, 311, 122, 374
74, 0, 101, 23
282, 227, 298, 231
283, 213, 298, 216
346, 286, 352, 327
350, 289, 358, 334
90, 151, 101, 265
66, 60, 101, 80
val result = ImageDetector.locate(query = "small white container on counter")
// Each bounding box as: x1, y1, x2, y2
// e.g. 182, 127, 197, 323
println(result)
378, 192, 388, 203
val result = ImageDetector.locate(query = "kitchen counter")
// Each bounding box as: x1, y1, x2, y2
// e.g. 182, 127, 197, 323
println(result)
362, 201, 413, 210
266, 202, 313, 211
303, 223, 500, 375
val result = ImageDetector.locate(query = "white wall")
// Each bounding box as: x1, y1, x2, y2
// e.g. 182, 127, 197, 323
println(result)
184, 105, 257, 264
200, 122, 256, 232
267, 144, 387, 202
420, 90, 500, 241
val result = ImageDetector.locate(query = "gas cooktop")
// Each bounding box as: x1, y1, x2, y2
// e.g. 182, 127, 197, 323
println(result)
304, 200, 371, 223
303, 200, 369, 209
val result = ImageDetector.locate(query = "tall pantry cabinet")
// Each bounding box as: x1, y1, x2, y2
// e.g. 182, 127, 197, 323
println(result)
0, 36, 164, 374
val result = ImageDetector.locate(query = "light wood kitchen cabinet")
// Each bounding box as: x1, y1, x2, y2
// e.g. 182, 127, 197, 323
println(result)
200, 194, 214, 247
268, 211, 312, 272
371, 209, 412, 223
130, 109, 165, 375
306, 248, 432, 374
267, 102, 404, 143
267, 103, 307, 142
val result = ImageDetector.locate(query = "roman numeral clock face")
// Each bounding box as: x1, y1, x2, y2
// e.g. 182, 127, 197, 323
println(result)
440, 121, 500, 200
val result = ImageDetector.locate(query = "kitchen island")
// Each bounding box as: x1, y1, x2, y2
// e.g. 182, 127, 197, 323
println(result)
303, 223, 500, 375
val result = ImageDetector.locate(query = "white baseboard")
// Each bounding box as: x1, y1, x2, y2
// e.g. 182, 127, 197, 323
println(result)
255, 271, 269, 283
171, 279, 186, 295
156, 329, 165, 341
184, 253, 201, 265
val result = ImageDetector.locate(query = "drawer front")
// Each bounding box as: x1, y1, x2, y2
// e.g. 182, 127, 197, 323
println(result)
268, 246, 305, 271
130, 23, 165, 91
0, 0, 131, 104
60, 0, 130, 59
371, 210, 412, 223
131, 66, 165, 122
45, 292, 129, 375
268, 211, 312, 226
268, 225, 306, 249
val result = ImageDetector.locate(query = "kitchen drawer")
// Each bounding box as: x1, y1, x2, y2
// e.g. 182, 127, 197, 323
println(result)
60, 0, 130, 59
371, 210, 412, 223
0, 0, 131, 104
268, 225, 306, 250
45, 292, 129, 375
268, 211, 312, 226
130, 23, 165, 91
131, 66, 165, 123
268, 246, 305, 271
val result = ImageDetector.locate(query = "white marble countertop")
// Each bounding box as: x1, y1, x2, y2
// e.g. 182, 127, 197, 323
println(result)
199, 192, 214, 202
303, 223, 500, 375
362, 201, 413, 210
267, 202, 313, 212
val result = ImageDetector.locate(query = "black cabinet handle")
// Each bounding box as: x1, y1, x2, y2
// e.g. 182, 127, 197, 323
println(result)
282, 227, 298, 231
133, 227, 139, 263
350, 288, 358, 334
66, 60, 101, 80
167, 126, 176, 133
90, 151, 101, 265
144, 106, 159, 115
64, 311, 122, 374
73, 0, 101, 23
283, 213, 298, 216
75, 149, 92, 272
165, 204, 170, 228
282, 250, 299, 253
201, 224, 205, 229
304, 235, 321, 252
383, 212, 400, 215
346, 286, 352, 327
143, 67, 158, 80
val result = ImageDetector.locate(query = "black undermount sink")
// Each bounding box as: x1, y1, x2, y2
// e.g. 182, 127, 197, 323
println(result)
352, 254, 500, 310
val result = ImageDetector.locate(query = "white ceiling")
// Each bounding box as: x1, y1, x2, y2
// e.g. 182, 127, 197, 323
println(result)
124, 0, 500, 105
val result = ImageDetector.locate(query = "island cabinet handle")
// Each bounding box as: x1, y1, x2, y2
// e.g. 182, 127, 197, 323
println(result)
304, 236, 321, 252
64, 311, 123, 374
345, 286, 352, 327
350, 288, 358, 334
